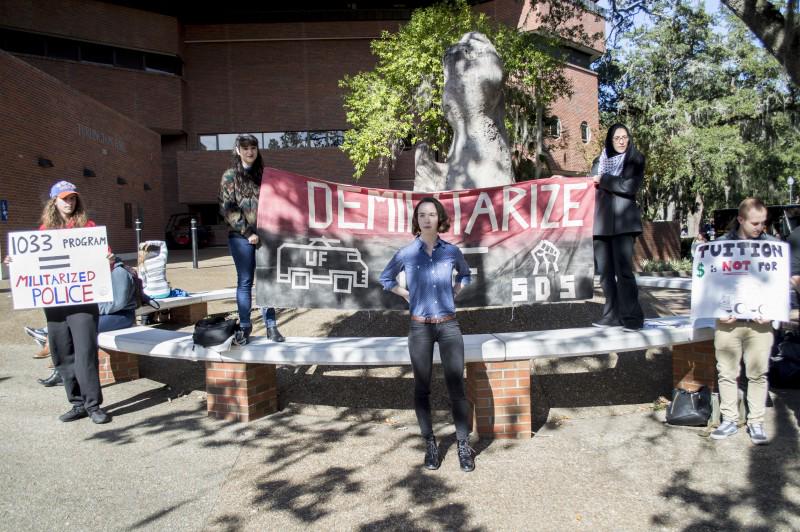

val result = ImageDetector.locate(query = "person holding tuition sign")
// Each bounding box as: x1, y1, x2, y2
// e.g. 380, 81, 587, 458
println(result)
710, 198, 776, 445
379, 197, 476, 472
5, 181, 110, 423
219, 134, 284, 343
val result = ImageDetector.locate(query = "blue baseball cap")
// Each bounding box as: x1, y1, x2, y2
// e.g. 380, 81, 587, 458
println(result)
49, 180, 78, 199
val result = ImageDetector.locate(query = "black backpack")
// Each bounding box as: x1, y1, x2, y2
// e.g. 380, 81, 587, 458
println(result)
193, 316, 239, 347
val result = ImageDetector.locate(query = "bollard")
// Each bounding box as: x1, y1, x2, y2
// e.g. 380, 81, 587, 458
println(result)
135, 218, 142, 250
191, 218, 198, 269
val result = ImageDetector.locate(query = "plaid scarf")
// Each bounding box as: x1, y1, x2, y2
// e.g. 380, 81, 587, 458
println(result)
598, 150, 626, 176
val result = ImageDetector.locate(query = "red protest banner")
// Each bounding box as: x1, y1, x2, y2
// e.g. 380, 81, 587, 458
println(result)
256, 167, 595, 309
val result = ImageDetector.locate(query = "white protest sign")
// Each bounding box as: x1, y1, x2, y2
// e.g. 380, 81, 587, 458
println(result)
8, 226, 113, 310
691, 239, 790, 321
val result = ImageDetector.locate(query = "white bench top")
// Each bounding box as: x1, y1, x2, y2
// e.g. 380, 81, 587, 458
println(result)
634, 276, 691, 290
98, 316, 712, 366
136, 289, 235, 315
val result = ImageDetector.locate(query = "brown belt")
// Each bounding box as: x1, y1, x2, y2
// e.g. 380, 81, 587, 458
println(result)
411, 314, 456, 324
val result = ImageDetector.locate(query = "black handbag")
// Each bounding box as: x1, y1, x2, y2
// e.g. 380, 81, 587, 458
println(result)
192, 316, 238, 347
665, 386, 712, 426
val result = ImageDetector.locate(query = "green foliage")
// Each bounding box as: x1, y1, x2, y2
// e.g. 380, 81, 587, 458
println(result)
339, 0, 571, 178
639, 258, 693, 272
600, 0, 800, 222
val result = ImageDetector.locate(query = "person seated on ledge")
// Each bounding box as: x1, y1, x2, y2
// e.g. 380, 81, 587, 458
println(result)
138, 240, 171, 299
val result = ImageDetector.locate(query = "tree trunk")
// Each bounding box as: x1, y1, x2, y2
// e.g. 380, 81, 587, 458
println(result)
721, 0, 800, 86
534, 104, 544, 179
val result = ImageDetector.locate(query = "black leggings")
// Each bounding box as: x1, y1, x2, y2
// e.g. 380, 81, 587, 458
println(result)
44, 304, 102, 411
408, 320, 470, 440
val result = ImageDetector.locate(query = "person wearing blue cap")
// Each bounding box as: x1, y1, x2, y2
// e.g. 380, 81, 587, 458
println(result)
11, 181, 111, 423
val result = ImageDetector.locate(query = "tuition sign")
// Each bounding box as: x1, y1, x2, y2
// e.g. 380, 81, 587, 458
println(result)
8, 226, 113, 309
690, 240, 790, 321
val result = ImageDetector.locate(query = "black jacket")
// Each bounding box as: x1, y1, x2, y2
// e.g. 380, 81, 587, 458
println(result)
591, 136, 645, 237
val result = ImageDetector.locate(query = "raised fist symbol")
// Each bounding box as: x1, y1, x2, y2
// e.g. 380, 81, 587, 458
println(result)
531, 240, 560, 274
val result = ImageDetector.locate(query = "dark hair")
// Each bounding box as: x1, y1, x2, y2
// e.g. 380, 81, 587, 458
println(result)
604, 123, 632, 157
411, 197, 451, 235
230, 134, 264, 185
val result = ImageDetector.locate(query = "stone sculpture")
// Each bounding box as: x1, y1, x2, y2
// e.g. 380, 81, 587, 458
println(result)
414, 32, 514, 192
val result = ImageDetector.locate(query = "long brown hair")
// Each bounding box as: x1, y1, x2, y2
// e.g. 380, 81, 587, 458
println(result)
39, 195, 89, 229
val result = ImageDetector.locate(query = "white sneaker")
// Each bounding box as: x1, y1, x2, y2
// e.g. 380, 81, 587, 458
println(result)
747, 423, 769, 445
710, 420, 738, 440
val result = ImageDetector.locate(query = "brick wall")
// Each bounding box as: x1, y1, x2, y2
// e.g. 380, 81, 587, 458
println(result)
545, 65, 600, 174
0, 51, 163, 253
634, 221, 681, 270
182, 21, 391, 138
21, 56, 183, 133
0, 0, 180, 54
1, 1, 603, 217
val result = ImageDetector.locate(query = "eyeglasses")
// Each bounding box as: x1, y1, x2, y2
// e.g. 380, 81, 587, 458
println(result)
613, 136, 629, 141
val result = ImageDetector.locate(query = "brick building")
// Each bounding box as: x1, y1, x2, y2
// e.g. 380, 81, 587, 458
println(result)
0, 0, 604, 252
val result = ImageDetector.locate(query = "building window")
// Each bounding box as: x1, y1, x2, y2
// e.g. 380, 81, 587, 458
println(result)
545, 117, 561, 139
144, 52, 183, 75
199, 131, 346, 151
0, 27, 182, 75
47, 37, 80, 61
199, 135, 218, 151
114, 48, 143, 70
217, 134, 239, 151
580, 121, 590, 144
81, 43, 114, 65
124, 203, 133, 229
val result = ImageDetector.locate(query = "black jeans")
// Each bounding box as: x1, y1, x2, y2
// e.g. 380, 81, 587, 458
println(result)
407, 320, 471, 440
44, 304, 102, 411
593, 234, 644, 328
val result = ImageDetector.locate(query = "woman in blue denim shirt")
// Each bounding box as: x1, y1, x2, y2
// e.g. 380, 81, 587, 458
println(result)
380, 197, 475, 472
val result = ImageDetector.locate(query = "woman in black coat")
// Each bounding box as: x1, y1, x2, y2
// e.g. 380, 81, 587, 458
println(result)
590, 123, 645, 331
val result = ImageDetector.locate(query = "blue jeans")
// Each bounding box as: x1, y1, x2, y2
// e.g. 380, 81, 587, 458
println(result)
228, 232, 275, 331
98, 311, 135, 333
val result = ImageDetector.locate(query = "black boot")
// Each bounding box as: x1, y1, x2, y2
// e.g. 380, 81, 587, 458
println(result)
457, 439, 475, 472
423, 436, 440, 470
38, 370, 63, 387
267, 325, 285, 343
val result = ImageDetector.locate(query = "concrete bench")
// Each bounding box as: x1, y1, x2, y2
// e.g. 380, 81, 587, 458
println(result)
136, 289, 236, 325
97, 316, 716, 438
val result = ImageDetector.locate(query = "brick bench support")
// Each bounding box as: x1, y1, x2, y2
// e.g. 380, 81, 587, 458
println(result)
205, 362, 279, 422
170, 302, 208, 326
466, 360, 532, 439
672, 340, 717, 392
98, 349, 140, 386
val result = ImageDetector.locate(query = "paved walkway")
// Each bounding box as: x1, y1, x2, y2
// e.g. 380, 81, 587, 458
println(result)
1, 249, 798, 531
